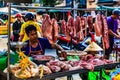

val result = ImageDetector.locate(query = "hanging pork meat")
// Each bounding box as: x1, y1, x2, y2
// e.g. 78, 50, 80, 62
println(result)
87, 15, 93, 32
81, 17, 87, 37
42, 14, 53, 43
101, 15, 109, 49
67, 16, 76, 40
41, 14, 47, 34
51, 18, 59, 43
75, 16, 81, 32
60, 20, 67, 35
94, 14, 102, 36
75, 16, 84, 42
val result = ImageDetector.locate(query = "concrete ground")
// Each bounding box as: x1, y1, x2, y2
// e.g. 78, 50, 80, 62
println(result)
0, 35, 8, 50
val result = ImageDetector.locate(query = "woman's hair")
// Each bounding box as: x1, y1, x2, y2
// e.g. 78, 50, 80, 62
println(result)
25, 25, 37, 35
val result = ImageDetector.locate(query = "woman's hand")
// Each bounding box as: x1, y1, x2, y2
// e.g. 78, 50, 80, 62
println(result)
58, 50, 67, 60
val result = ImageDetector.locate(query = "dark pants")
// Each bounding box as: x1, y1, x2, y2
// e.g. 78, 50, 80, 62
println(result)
105, 39, 114, 59
13, 34, 19, 42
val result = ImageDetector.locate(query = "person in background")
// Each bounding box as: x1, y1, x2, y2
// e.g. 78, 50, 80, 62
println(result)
19, 12, 42, 42
12, 13, 23, 42
21, 25, 66, 58
105, 9, 120, 59
117, 19, 120, 35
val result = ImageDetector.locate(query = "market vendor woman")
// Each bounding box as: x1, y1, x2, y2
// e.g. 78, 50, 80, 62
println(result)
21, 25, 66, 58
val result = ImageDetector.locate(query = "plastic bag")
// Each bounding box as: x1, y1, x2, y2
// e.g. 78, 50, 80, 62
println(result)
88, 69, 110, 80
67, 55, 80, 61
112, 74, 120, 80
88, 71, 100, 80
110, 68, 120, 80
0, 56, 7, 70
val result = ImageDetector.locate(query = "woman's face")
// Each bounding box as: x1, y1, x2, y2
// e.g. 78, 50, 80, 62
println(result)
17, 16, 22, 21
28, 30, 38, 42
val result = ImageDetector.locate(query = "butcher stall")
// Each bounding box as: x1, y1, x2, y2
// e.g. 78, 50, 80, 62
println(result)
0, 41, 119, 80
0, 42, 119, 80
0, 3, 120, 80
0, 49, 119, 80
0, 62, 119, 80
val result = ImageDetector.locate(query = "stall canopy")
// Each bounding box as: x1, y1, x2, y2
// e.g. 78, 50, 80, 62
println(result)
96, 5, 120, 16
97, 0, 117, 6
96, 6, 120, 11
48, 9, 71, 12
0, 7, 21, 14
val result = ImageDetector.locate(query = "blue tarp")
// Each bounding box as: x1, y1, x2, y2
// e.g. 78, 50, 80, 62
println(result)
79, 0, 86, 6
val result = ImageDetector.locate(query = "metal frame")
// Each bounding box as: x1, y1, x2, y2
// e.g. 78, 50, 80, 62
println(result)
11, 5, 107, 11
7, 3, 11, 80
1, 63, 118, 80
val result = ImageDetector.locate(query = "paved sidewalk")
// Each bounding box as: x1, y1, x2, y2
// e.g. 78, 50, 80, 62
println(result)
0, 37, 7, 50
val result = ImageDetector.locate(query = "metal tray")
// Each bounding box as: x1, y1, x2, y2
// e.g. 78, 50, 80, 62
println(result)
32, 55, 55, 65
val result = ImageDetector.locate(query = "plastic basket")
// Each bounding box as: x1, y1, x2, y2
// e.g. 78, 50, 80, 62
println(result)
0, 30, 8, 35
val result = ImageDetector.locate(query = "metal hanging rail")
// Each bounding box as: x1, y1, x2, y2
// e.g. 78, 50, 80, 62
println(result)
11, 5, 107, 11
11, 5, 108, 17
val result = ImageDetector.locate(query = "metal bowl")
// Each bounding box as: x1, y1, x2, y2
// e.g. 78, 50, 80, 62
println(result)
32, 55, 55, 65
10, 42, 27, 48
